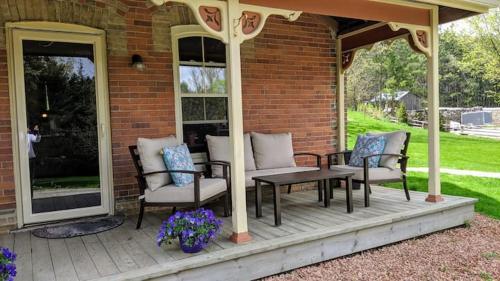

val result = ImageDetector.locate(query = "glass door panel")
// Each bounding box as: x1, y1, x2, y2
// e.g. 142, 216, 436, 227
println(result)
22, 40, 102, 214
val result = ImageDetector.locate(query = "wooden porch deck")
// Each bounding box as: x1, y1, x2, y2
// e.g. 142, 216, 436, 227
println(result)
0, 186, 476, 281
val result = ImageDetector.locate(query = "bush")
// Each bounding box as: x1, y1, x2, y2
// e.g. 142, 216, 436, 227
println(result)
358, 103, 385, 120
396, 103, 408, 124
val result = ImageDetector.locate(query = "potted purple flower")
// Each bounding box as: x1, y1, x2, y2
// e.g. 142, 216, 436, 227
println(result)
157, 208, 223, 253
0, 247, 16, 281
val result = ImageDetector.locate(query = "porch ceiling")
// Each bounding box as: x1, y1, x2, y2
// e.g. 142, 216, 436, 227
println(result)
241, 0, 492, 54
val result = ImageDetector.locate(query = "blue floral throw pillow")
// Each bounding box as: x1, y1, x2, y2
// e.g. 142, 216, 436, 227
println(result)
162, 144, 195, 187
348, 135, 386, 168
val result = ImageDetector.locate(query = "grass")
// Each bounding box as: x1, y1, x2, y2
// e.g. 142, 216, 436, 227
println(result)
385, 172, 500, 219
348, 111, 500, 219
347, 110, 500, 172
33, 176, 100, 190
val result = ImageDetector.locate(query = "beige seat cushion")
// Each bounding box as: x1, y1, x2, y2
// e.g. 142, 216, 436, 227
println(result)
245, 166, 319, 187
144, 178, 227, 203
329, 165, 402, 181
137, 136, 178, 191
251, 132, 296, 169
367, 131, 407, 169
206, 134, 256, 177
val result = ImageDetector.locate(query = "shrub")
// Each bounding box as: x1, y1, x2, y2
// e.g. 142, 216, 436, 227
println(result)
396, 103, 408, 124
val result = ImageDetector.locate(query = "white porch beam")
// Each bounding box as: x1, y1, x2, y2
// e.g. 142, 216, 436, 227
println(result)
226, 0, 252, 243
336, 38, 346, 155
426, 7, 443, 202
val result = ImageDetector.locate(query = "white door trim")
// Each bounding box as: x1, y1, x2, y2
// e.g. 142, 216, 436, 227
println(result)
6, 22, 114, 227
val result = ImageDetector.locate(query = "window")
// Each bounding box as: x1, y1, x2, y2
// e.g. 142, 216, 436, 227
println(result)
173, 27, 228, 153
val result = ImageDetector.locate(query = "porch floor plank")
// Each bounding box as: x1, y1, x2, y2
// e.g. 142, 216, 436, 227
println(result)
14, 232, 33, 281
4, 186, 477, 281
48, 239, 79, 281
65, 237, 100, 281
96, 228, 139, 273
31, 234, 56, 281
81, 234, 120, 277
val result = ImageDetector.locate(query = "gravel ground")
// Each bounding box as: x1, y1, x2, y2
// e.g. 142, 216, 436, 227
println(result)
265, 214, 500, 281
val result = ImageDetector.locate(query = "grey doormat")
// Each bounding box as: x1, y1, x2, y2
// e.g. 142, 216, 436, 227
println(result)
31, 216, 124, 239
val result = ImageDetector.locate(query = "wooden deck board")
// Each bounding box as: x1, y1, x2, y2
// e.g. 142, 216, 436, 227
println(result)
14, 232, 33, 281
65, 237, 100, 281
2, 186, 477, 281
81, 234, 120, 277
48, 239, 79, 281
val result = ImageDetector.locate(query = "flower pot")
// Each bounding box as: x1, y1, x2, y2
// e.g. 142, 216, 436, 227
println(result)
179, 237, 206, 254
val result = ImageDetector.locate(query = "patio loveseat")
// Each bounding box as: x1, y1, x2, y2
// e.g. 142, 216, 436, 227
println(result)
206, 132, 322, 194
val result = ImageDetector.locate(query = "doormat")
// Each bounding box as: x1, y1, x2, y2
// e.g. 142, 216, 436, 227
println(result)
31, 216, 124, 239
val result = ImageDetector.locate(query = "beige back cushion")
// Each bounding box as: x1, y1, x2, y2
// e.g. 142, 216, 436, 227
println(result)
206, 134, 256, 177
251, 132, 296, 169
137, 136, 178, 190
367, 131, 407, 169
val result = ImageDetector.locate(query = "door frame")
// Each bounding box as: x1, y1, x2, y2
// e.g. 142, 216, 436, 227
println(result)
6, 22, 114, 227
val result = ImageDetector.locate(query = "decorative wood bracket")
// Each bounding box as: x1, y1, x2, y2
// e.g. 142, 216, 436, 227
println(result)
388, 22, 431, 57
235, 4, 301, 43
341, 50, 356, 71
151, 0, 301, 44
151, 0, 229, 42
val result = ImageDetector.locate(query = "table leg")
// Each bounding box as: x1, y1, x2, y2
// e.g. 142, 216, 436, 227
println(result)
273, 184, 281, 226
324, 179, 331, 207
317, 180, 323, 202
255, 180, 262, 218
330, 180, 334, 199
346, 176, 353, 213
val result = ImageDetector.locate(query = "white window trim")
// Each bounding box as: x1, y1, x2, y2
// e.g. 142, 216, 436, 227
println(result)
171, 25, 228, 147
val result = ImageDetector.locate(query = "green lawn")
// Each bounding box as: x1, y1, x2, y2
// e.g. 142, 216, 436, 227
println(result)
348, 111, 500, 219
385, 172, 500, 219
347, 110, 500, 172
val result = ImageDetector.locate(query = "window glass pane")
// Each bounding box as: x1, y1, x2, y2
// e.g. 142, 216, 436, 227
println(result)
203, 37, 226, 63
179, 37, 203, 62
179, 66, 226, 94
180, 65, 205, 94
204, 66, 226, 94
183, 123, 229, 153
205, 98, 227, 120
182, 97, 204, 121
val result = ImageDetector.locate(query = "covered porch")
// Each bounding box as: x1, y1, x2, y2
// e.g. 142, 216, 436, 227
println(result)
1, 186, 476, 280
143, 0, 492, 243
1, 0, 496, 280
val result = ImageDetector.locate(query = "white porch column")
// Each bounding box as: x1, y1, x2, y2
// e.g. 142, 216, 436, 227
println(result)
426, 7, 443, 202
336, 38, 346, 154
227, 0, 252, 243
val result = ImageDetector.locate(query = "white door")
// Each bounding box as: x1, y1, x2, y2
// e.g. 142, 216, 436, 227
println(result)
7, 23, 113, 225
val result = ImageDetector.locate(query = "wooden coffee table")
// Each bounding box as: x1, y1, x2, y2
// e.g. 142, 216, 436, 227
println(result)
253, 169, 355, 226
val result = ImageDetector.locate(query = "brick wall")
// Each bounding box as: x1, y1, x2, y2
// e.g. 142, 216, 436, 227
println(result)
0, 0, 337, 228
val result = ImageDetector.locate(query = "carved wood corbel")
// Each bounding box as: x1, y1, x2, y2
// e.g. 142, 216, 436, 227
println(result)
388, 22, 431, 57
150, 0, 301, 44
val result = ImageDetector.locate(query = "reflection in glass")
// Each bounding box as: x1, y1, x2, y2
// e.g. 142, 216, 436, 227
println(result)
22, 40, 101, 214
205, 98, 227, 120
183, 123, 229, 153
203, 37, 226, 63
179, 65, 226, 94
178, 37, 203, 62
182, 97, 204, 121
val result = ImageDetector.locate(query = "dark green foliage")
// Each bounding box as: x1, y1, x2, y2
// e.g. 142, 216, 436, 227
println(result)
346, 9, 499, 108
396, 103, 408, 124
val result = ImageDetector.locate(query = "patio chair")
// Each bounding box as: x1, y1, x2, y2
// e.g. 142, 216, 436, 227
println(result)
327, 132, 411, 207
129, 144, 230, 229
